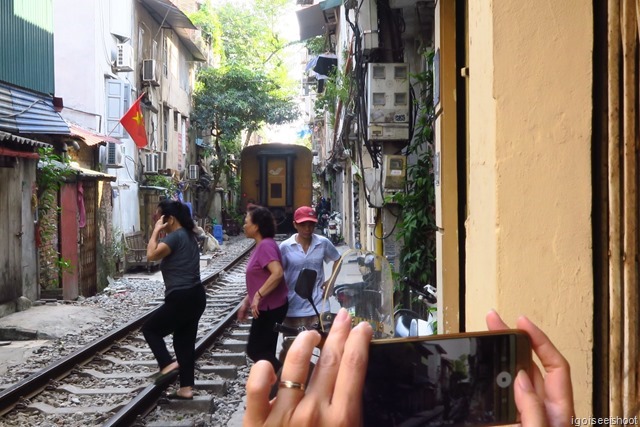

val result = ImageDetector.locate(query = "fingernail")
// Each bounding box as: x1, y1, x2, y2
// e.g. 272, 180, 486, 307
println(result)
335, 307, 349, 324
516, 370, 533, 392
354, 321, 373, 335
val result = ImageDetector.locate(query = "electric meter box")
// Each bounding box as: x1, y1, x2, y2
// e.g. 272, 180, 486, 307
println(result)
367, 63, 410, 141
382, 154, 406, 191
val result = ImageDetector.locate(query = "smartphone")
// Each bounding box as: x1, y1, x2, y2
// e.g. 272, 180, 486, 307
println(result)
363, 330, 532, 427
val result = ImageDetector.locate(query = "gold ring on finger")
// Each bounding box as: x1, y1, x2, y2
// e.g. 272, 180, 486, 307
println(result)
279, 380, 306, 391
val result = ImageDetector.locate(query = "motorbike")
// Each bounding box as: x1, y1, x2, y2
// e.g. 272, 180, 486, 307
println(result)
275, 249, 436, 343
323, 211, 342, 245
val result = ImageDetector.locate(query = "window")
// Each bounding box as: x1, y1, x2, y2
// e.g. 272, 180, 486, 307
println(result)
138, 26, 144, 59
162, 35, 168, 77
163, 107, 169, 151
105, 79, 130, 137
174, 111, 179, 131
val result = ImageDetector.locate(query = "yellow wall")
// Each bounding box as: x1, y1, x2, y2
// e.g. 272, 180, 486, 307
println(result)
434, 0, 461, 333
464, 1, 593, 416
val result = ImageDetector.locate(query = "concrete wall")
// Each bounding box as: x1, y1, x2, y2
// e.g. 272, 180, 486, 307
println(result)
465, 0, 593, 416
54, 0, 141, 236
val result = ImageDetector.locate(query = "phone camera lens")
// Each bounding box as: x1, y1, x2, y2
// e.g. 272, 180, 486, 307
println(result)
496, 371, 512, 388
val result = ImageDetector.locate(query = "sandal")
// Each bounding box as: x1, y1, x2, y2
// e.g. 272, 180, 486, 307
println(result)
152, 367, 179, 385
165, 391, 193, 400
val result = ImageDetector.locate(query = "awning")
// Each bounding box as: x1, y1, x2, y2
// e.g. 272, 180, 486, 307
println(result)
139, 0, 205, 61
68, 124, 121, 147
306, 53, 338, 79
69, 162, 117, 181
38, 159, 116, 181
296, 0, 341, 40
0, 83, 69, 135
0, 130, 52, 148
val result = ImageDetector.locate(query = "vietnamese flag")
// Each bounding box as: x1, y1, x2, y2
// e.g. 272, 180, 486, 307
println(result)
120, 94, 148, 148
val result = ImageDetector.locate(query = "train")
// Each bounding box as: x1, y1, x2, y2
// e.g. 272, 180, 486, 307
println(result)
240, 143, 314, 233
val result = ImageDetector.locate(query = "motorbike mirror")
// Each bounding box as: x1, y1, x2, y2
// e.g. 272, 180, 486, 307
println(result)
295, 268, 321, 321
295, 268, 318, 301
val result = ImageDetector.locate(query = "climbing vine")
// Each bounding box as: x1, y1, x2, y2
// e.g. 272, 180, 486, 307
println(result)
37, 147, 74, 290
389, 50, 437, 287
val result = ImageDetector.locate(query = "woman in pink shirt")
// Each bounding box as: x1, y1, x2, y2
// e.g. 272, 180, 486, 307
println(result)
239, 205, 289, 371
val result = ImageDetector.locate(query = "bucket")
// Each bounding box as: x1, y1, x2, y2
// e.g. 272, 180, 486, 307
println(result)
213, 225, 223, 244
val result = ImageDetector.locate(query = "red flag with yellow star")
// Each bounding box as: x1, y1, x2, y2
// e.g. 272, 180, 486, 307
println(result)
120, 94, 148, 148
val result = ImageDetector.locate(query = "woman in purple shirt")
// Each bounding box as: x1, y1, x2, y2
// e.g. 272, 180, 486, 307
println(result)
238, 205, 288, 371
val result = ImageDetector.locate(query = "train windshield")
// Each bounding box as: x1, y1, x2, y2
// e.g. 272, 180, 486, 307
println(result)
321, 250, 395, 339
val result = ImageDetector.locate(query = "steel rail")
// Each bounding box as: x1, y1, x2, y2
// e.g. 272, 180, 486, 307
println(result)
102, 243, 254, 427
0, 242, 254, 418
103, 301, 243, 427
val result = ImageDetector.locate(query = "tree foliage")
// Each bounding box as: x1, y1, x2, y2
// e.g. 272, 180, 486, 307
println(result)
188, 0, 300, 217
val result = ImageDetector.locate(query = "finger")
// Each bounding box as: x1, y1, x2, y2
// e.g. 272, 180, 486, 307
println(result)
514, 370, 549, 427
485, 309, 510, 331
305, 308, 351, 399
330, 320, 373, 421
269, 330, 321, 417
516, 316, 574, 424
244, 360, 277, 426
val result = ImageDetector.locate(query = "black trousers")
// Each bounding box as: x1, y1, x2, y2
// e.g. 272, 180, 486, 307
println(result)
142, 285, 206, 388
247, 302, 288, 372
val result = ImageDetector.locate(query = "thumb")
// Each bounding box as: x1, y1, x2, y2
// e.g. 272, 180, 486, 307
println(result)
514, 370, 549, 427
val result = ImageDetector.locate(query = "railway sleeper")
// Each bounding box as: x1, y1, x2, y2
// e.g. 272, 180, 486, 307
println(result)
198, 365, 236, 379
23, 401, 125, 415
157, 395, 215, 413
146, 420, 197, 427
208, 352, 246, 365
219, 339, 247, 353
56, 384, 143, 394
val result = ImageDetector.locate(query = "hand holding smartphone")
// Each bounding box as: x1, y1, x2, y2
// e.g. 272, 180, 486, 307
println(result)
363, 330, 532, 427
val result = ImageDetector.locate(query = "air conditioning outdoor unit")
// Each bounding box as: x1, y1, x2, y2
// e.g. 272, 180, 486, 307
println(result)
367, 63, 410, 141
116, 44, 134, 72
188, 164, 199, 180
106, 142, 124, 168
142, 59, 158, 85
144, 153, 159, 174
358, 0, 379, 55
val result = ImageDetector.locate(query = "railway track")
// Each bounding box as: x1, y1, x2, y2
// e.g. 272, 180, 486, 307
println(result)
0, 241, 256, 426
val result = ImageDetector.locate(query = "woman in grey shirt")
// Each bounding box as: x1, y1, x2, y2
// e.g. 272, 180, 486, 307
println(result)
144, 199, 205, 400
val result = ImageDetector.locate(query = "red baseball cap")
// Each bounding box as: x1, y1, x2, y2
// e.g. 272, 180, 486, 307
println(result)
294, 206, 318, 223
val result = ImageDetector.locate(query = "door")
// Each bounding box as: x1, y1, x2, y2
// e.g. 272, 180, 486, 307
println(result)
266, 158, 286, 207
0, 162, 22, 304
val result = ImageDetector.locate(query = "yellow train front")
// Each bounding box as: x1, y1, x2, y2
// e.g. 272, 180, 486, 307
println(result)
240, 144, 313, 233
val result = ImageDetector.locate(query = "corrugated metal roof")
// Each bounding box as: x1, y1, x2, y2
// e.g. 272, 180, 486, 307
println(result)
139, 0, 205, 61
0, 130, 52, 148
0, 0, 55, 94
68, 124, 121, 147
139, 0, 196, 29
0, 82, 69, 134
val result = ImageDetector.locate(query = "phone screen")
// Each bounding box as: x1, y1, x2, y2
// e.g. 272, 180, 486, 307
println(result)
363, 331, 531, 427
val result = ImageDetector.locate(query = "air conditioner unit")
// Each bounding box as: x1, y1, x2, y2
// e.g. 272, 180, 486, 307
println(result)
144, 153, 159, 174
116, 44, 134, 72
188, 164, 199, 180
106, 142, 124, 168
142, 59, 158, 85
367, 63, 410, 141
358, 0, 379, 55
